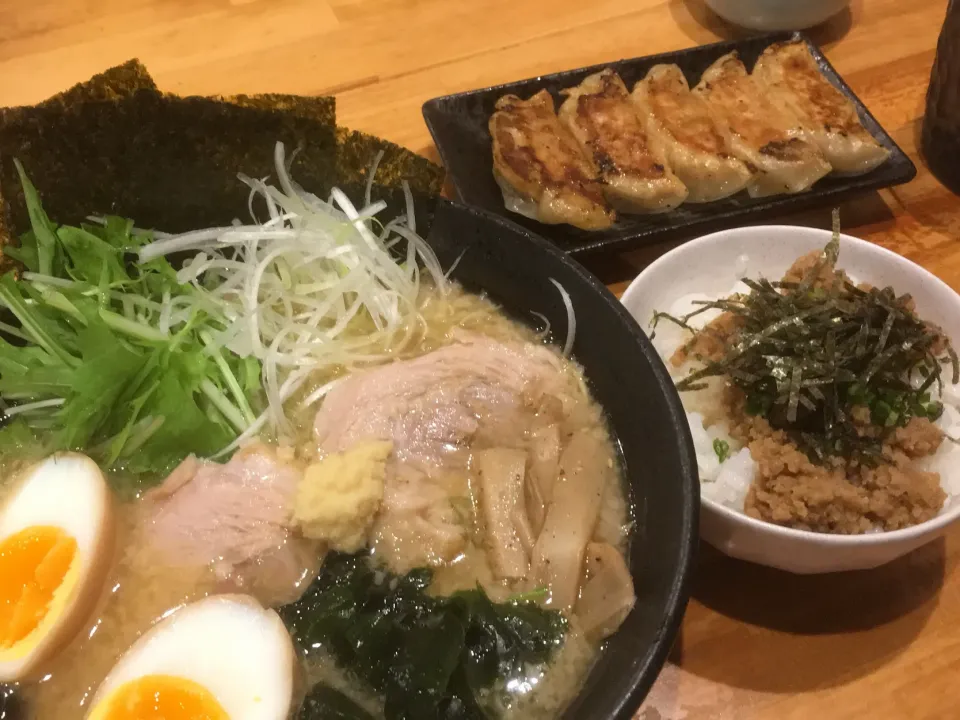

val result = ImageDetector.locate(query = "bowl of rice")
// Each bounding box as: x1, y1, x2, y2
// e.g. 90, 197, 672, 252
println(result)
621, 223, 960, 573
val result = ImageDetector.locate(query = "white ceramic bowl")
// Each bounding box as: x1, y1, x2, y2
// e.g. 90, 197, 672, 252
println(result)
621, 225, 960, 573
705, 0, 850, 31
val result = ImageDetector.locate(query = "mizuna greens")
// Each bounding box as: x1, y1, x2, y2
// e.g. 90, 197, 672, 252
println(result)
0, 145, 447, 486
0, 161, 262, 483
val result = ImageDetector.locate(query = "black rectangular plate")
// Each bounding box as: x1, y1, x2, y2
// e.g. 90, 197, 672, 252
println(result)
422, 31, 916, 257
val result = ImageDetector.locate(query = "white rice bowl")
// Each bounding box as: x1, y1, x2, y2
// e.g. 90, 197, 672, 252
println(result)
622, 225, 960, 573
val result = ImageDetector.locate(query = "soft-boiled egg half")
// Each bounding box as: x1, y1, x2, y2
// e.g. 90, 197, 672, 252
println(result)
0, 453, 114, 682
86, 594, 297, 720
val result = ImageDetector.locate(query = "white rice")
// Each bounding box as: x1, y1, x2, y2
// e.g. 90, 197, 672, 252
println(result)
685, 409, 753, 512
920, 382, 960, 508
653, 276, 960, 518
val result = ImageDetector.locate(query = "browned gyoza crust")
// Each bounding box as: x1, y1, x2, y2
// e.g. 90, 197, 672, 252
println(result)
694, 52, 832, 197
489, 90, 614, 230
558, 70, 687, 213
632, 63, 752, 203
752, 40, 890, 174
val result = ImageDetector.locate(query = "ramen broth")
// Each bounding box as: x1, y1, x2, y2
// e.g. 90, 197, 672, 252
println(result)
8, 284, 633, 719
21, 506, 218, 718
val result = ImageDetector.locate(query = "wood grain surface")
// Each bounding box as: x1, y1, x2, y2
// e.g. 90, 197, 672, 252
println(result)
1, 1, 957, 718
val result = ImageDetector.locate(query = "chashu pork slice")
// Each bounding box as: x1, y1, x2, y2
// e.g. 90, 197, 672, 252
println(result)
752, 40, 890, 175
489, 90, 615, 231
632, 64, 752, 203
140, 444, 321, 607
694, 52, 832, 198
558, 69, 687, 213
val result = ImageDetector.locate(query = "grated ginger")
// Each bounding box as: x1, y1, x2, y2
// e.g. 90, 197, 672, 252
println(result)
291, 440, 392, 552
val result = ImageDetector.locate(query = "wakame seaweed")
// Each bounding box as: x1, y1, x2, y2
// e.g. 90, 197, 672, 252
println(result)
281, 552, 568, 720
654, 213, 960, 464
297, 684, 377, 720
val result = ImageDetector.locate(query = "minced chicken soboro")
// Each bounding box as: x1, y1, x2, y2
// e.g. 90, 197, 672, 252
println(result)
661, 241, 958, 534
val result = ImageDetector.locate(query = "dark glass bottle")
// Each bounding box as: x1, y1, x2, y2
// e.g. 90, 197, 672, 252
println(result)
923, 0, 960, 193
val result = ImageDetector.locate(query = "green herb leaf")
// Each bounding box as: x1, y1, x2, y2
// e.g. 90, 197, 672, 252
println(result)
14, 158, 62, 276
0, 164, 264, 488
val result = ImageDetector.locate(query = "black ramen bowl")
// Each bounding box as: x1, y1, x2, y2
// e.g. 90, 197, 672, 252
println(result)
427, 199, 698, 718
0, 95, 696, 712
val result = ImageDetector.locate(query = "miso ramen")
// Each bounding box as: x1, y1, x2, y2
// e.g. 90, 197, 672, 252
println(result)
0, 149, 635, 720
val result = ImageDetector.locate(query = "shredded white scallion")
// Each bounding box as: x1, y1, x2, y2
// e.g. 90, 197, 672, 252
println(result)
402, 180, 416, 233
137, 142, 448, 448
548, 278, 575, 357
3, 398, 66, 418
443, 250, 467, 281
365, 150, 385, 207
300, 378, 343, 409
530, 311, 551, 340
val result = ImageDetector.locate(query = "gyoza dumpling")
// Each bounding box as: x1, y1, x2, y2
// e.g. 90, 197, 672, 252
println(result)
632, 64, 752, 203
489, 90, 615, 231
695, 53, 832, 198
558, 69, 688, 213
752, 40, 890, 175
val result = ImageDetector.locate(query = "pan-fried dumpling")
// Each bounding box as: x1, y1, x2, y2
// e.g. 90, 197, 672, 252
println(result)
489, 90, 615, 230
695, 53, 832, 198
632, 64, 752, 203
558, 69, 687, 213
752, 40, 890, 175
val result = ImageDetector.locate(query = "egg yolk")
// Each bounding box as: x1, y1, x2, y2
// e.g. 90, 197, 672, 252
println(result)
96, 675, 229, 720
0, 525, 77, 649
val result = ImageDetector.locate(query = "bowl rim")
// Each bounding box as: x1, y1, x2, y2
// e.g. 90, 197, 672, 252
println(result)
432, 198, 700, 718
620, 223, 960, 546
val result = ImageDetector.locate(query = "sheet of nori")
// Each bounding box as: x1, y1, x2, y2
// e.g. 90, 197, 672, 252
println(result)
219, 92, 335, 124
218, 94, 443, 197
221, 98, 444, 207
336, 126, 444, 196
0, 89, 338, 234
0, 60, 443, 247
39, 59, 157, 109
0, 59, 158, 260
203, 93, 443, 226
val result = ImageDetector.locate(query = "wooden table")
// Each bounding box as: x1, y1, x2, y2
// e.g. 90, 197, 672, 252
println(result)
1, 0, 957, 717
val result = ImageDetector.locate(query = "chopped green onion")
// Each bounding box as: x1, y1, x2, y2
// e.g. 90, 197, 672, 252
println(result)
713, 438, 731, 463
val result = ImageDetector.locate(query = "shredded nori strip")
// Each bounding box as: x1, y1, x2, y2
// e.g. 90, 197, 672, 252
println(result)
654, 211, 959, 464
